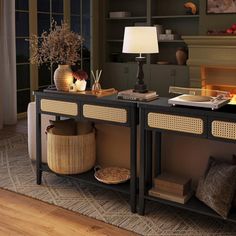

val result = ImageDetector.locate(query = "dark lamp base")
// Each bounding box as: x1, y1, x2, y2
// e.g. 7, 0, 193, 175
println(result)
134, 56, 148, 93
133, 84, 148, 93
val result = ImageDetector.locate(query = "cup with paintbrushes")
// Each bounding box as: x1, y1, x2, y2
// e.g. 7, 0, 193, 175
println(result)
91, 69, 102, 94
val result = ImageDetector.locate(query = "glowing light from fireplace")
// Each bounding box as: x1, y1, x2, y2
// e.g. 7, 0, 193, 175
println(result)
201, 65, 236, 105
203, 84, 236, 105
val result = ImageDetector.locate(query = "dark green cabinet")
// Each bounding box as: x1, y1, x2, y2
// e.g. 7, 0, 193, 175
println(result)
101, 0, 198, 94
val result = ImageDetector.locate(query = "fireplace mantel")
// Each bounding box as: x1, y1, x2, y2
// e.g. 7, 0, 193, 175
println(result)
182, 36, 236, 87
183, 36, 236, 47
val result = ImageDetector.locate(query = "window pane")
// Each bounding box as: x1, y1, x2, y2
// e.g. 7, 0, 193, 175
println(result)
52, 14, 63, 25
71, 0, 80, 15
38, 13, 50, 35
83, 58, 90, 87
37, 0, 50, 12
38, 64, 52, 86
82, 45, 90, 59
82, 0, 90, 49
17, 90, 30, 113
15, 0, 29, 10
52, 0, 63, 13
71, 62, 81, 72
82, 58, 90, 75
16, 12, 29, 37
16, 38, 29, 63
71, 16, 80, 33
17, 64, 30, 89
82, 0, 90, 16
82, 18, 90, 49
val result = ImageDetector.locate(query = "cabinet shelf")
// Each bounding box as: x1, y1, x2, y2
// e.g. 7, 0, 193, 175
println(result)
146, 190, 236, 222
106, 16, 147, 20
152, 15, 199, 19
152, 63, 187, 67
159, 40, 185, 43
103, 0, 198, 92
107, 39, 185, 43
42, 164, 131, 195
107, 39, 123, 43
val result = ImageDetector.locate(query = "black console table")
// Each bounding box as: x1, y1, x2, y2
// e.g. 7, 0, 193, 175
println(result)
138, 97, 236, 222
35, 91, 236, 220
35, 91, 138, 213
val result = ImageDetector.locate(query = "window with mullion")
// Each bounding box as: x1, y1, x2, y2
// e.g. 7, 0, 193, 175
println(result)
16, 0, 29, 11
70, 0, 80, 15
70, 0, 91, 77
15, 0, 30, 114
82, 0, 91, 77
37, 0, 64, 88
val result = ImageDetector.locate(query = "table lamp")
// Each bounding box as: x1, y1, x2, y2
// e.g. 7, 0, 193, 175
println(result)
122, 27, 159, 93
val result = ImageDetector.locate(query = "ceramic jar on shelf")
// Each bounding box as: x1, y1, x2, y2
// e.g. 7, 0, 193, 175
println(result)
176, 47, 188, 65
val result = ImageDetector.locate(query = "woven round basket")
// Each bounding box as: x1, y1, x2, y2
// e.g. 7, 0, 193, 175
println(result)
47, 128, 96, 174
94, 166, 130, 184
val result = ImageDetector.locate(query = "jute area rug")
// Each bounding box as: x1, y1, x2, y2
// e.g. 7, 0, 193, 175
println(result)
0, 131, 236, 236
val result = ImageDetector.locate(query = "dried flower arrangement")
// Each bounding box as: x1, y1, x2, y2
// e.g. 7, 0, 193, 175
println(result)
29, 20, 83, 65
73, 70, 88, 80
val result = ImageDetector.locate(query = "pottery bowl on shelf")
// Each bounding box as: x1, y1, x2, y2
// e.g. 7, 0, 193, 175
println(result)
157, 61, 169, 65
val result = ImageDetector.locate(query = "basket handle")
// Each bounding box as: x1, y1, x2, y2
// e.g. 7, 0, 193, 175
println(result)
94, 165, 102, 173
45, 125, 54, 135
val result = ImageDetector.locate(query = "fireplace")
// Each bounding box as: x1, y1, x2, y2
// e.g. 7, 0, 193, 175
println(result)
201, 65, 236, 104
183, 36, 236, 104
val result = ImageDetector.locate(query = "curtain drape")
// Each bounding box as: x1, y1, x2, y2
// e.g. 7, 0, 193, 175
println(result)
0, 0, 17, 129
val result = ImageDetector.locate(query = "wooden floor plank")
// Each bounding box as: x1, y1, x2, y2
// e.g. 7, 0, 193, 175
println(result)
0, 189, 137, 236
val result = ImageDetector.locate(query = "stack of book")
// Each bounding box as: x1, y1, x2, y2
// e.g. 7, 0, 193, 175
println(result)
117, 89, 158, 102
148, 172, 192, 204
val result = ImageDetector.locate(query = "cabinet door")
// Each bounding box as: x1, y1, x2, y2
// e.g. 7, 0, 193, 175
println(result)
149, 65, 174, 97
150, 65, 189, 97
102, 63, 128, 90
102, 63, 149, 91
174, 66, 189, 87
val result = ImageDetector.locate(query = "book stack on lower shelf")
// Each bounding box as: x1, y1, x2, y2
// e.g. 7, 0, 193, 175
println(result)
149, 172, 192, 204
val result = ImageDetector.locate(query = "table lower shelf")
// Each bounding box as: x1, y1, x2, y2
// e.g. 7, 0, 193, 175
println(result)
42, 164, 131, 194
145, 195, 236, 223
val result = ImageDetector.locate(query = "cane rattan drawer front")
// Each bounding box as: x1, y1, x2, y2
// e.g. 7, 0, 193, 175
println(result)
83, 104, 127, 123
211, 120, 236, 140
147, 112, 204, 135
40, 99, 78, 116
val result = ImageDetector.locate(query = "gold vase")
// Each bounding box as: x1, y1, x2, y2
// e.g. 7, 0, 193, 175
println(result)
54, 65, 73, 91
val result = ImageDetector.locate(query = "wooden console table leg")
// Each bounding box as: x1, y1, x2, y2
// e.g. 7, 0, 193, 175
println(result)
36, 100, 42, 185
138, 109, 146, 215
130, 110, 137, 213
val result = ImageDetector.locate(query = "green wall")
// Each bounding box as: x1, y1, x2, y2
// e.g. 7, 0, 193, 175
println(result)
199, 0, 236, 34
